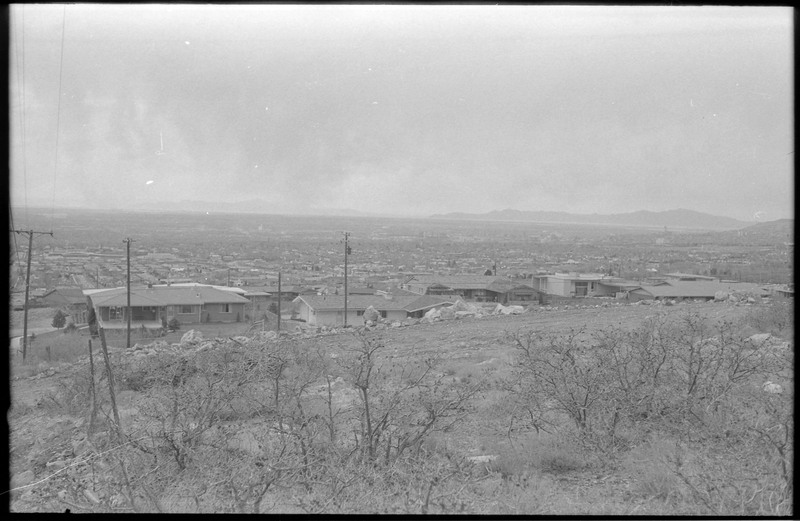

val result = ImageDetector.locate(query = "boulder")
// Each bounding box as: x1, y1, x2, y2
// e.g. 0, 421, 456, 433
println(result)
422, 308, 441, 323
748, 333, 773, 346
439, 306, 456, 320
180, 329, 204, 344
363, 306, 381, 323
503, 305, 525, 315
714, 291, 729, 302
452, 299, 480, 314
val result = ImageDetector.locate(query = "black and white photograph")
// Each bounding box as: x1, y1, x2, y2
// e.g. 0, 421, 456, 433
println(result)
7, 4, 793, 514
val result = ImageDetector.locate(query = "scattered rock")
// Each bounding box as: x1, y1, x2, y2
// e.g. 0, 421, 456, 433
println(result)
363, 306, 381, 323
46, 459, 68, 470
83, 488, 101, 504
180, 329, 204, 344
439, 307, 456, 320
467, 454, 497, 464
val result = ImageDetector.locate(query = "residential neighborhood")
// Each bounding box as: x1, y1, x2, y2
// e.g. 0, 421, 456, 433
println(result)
9, 209, 792, 330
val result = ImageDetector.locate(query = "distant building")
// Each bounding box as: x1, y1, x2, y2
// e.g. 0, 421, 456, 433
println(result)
663, 272, 719, 282
627, 280, 769, 302
40, 286, 89, 324
400, 275, 538, 303
293, 294, 457, 327
531, 273, 610, 298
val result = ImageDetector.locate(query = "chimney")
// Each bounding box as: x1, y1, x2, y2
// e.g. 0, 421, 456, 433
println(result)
384, 292, 393, 300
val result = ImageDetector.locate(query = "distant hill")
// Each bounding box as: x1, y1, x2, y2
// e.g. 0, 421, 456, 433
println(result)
713, 218, 794, 242
429, 208, 751, 230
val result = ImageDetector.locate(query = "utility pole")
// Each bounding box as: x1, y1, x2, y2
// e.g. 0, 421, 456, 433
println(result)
227, 267, 231, 287
343, 232, 350, 328
123, 238, 134, 350
276, 271, 281, 333
13, 229, 53, 361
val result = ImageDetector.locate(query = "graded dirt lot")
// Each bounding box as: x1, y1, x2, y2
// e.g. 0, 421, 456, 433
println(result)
6, 300, 790, 514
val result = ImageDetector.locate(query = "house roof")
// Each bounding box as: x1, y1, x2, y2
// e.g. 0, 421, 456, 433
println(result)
42, 287, 87, 305
154, 283, 248, 296
663, 272, 718, 281
406, 275, 534, 293
596, 279, 642, 290
85, 285, 251, 308
294, 294, 457, 313
632, 280, 768, 299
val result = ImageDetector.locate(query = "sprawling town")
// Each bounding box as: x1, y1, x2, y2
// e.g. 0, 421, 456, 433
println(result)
9, 208, 793, 334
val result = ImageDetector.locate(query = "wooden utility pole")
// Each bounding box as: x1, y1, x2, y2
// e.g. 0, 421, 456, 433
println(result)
12, 229, 53, 361
123, 238, 134, 350
276, 271, 281, 333
343, 232, 350, 328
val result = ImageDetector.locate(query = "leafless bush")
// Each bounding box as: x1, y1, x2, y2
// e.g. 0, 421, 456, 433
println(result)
505, 309, 793, 513
335, 330, 484, 465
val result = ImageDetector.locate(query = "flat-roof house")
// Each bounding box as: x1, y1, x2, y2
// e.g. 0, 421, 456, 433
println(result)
84, 285, 251, 330
293, 294, 457, 327
531, 273, 610, 298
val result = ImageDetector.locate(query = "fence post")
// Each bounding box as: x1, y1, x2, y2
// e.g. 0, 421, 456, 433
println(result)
98, 328, 122, 438
88, 339, 98, 435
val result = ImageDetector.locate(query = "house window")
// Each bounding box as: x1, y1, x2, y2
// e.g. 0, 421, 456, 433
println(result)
221, 303, 230, 313
180, 305, 193, 314
109, 306, 124, 320
380, 310, 387, 318
356, 310, 365, 316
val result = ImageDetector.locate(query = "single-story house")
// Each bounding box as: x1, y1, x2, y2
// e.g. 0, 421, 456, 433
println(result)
663, 272, 720, 282
626, 280, 769, 302
40, 286, 89, 323
84, 284, 251, 330
293, 294, 458, 327
400, 275, 538, 303
531, 273, 611, 298
594, 278, 643, 298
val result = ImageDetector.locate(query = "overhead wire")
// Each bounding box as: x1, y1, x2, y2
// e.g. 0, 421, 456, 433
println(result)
50, 4, 67, 234
14, 5, 28, 224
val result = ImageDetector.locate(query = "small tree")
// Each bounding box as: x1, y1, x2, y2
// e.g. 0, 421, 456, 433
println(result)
168, 318, 180, 331
52, 309, 67, 329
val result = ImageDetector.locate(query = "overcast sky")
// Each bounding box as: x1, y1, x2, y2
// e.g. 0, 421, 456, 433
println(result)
8, 4, 794, 221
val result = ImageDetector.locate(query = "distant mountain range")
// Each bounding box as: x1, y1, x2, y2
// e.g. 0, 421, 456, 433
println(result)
429, 208, 757, 230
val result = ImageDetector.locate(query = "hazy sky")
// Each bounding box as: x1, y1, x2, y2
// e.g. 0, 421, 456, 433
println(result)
8, 4, 794, 221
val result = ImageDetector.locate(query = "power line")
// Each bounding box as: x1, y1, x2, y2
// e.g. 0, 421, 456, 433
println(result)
13, 6, 29, 224
50, 5, 67, 233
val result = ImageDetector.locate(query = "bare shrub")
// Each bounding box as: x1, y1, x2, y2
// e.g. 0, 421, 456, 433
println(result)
336, 330, 484, 465
746, 297, 793, 339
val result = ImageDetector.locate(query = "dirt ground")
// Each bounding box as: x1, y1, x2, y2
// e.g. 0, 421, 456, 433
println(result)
5, 300, 765, 513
